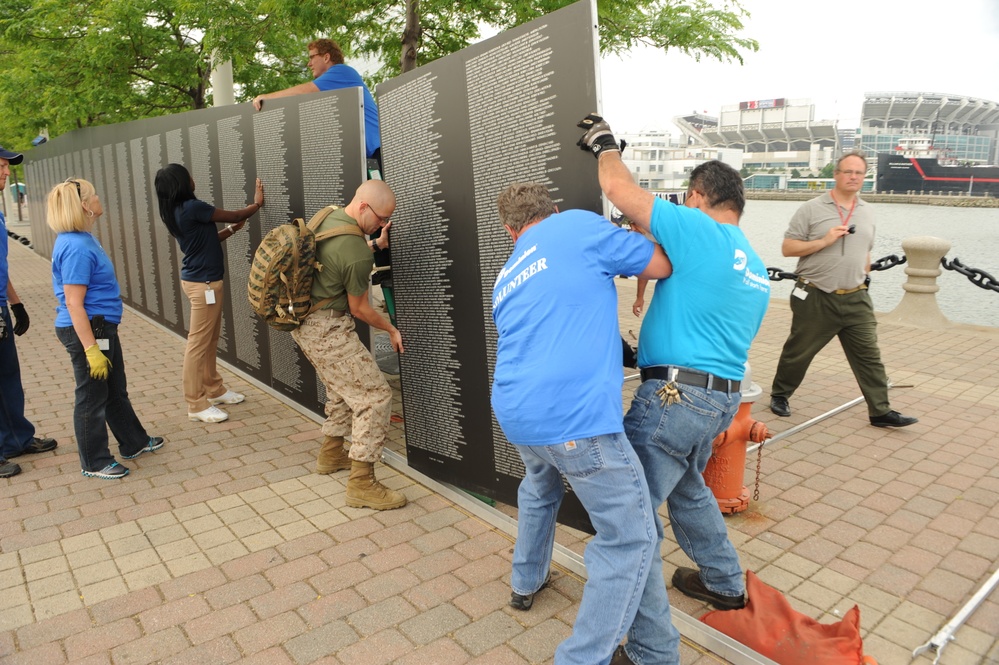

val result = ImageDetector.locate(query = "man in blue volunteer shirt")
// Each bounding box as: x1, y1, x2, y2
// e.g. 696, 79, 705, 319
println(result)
577, 116, 770, 665
253, 39, 381, 162
491, 182, 672, 665
0, 145, 58, 479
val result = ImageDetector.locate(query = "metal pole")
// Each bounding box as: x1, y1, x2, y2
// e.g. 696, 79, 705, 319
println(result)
912, 567, 999, 664
12, 169, 22, 222
746, 395, 865, 454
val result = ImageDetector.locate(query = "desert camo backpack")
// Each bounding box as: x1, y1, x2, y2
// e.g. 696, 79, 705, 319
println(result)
248, 205, 363, 331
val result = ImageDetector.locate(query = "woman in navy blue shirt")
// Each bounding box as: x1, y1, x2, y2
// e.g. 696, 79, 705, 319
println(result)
47, 179, 163, 479
155, 163, 264, 423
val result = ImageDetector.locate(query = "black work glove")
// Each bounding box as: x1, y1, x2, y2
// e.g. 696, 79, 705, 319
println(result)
577, 114, 623, 158
10, 303, 29, 336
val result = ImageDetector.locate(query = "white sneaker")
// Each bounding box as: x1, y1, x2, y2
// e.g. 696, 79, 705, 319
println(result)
208, 390, 245, 405
188, 405, 229, 423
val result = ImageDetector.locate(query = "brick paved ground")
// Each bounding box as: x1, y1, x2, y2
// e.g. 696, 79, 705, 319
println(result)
2, 234, 998, 664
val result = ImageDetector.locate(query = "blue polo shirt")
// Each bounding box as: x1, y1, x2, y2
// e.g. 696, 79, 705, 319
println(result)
491, 209, 654, 446
52, 232, 124, 326
314, 64, 381, 158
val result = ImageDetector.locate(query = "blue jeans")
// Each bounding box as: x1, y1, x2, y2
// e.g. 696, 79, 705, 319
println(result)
622, 379, 743, 664
511, 433, 669, 665
56, 323, 149, 471
0, 306, 35, 458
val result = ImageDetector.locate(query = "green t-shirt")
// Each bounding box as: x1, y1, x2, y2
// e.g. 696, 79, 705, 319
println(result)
311, 208, 372, 311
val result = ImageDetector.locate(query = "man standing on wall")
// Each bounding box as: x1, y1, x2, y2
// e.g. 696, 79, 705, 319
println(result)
253, 38, 395, 322
253, 38, 381, 164
577, 116, 769, 665
491, 181, 673, 665
291, 179, 406, 510
0, 145, 58, 478
769, 151, 917, 428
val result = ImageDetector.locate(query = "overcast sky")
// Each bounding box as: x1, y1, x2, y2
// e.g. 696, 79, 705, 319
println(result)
600, 0, 999, 134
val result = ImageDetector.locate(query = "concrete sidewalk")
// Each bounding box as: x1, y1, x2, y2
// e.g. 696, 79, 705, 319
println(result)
2, 237, 998, 664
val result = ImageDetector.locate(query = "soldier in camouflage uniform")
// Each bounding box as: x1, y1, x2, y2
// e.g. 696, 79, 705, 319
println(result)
292, 180, 406, 510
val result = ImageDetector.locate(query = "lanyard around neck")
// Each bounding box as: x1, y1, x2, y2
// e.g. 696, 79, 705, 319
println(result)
829, 192, 856, 227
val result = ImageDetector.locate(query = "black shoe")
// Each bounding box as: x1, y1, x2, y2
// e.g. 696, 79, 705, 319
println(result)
671, 567, 745, 610
81, 462, 130, 480
0, 458, 22, 478
122, 437, 165, 460
870, 411, 918, 428
610, 645, 636, 665
509, 573, 551, 611
7, 436, 58, 458
769, 395, 791, 417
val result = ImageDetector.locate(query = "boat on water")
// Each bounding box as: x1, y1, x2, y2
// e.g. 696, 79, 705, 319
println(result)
875, 136, 999, 196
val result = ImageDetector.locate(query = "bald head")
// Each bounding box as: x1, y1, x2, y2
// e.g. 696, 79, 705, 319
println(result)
347, 179, 397, 234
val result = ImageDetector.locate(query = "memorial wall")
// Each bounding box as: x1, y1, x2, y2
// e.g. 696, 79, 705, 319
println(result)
25, 0, 602, 531
25, 89, 368, 417
378, 0, 601, 529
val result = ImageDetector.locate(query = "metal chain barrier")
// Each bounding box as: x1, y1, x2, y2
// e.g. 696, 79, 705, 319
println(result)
766, 267, 798, 282
6, 229, 32, 248
769, 253, 997, 295
940, 257, 999, 292
869, 254, 906, 271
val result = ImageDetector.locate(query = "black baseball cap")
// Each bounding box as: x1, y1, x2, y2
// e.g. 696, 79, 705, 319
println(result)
0, 145, 24, 165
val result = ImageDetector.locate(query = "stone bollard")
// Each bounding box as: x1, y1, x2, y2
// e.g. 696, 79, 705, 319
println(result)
882, 236, 951, 328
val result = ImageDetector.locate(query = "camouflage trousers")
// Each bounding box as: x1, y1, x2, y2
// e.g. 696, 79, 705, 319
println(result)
291, 310, 391, 463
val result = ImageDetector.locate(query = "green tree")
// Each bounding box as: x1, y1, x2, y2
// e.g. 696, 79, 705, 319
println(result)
790, 168, 801, 178
819, 162, 835, 178
0, 0, 758, 147
739, 166, 750, 178
0, 0, 311, 146
265, 0, 758, 77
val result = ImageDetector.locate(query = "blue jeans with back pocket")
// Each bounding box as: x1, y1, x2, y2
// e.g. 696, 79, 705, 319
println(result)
621, 379, 744, 664
511, 432, 671, 665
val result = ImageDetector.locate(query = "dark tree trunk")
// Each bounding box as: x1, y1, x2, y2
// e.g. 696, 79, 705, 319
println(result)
400, 0, 421, 73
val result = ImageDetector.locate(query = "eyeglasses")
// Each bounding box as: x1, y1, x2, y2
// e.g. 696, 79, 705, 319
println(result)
836, 170, 866, 177
307, 52, 322, 61
66, 179, 82, 198
367, 203, 390, 225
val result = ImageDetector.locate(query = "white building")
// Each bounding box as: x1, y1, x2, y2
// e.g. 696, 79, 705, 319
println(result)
674, 98, 839, 174
620, 130, 743, 190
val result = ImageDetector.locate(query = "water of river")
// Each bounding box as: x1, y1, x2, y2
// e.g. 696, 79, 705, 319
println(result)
739, 201, 999, 328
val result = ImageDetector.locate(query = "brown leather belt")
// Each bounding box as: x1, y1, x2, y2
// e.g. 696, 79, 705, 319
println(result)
640, 365, 738, 392
798, 278, 867, 296
833, 284, 867, 295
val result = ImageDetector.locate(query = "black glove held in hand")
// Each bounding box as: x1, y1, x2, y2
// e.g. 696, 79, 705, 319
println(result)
10, 303, 29, 336
577, 114, 621, 158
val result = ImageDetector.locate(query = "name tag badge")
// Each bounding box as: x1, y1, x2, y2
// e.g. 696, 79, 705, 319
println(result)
564, 440, 577, 451
97, 338, 110, 351
205, 288, 216, 305
792, 287, 808, 301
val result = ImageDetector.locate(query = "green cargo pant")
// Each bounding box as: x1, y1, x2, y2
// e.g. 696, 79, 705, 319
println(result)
771, 282, 891, 417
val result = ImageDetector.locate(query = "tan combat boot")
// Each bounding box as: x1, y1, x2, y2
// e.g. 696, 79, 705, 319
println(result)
346, 461, 407, 510
316, 436, 351, 474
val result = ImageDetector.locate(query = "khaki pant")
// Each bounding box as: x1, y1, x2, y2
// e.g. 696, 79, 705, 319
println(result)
181, 279, 226, 412
291, 310, 391, 463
